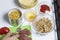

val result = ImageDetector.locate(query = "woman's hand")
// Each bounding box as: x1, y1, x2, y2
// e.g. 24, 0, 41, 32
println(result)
2, 32, 19, 40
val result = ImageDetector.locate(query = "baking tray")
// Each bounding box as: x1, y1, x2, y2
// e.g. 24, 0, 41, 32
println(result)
0, 0, 58, 40
54, 0, 60, 40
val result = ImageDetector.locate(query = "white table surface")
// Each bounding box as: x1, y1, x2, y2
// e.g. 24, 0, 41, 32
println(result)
0, 0, 58, 40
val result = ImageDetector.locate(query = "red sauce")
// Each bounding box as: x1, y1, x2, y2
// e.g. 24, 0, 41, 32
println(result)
40, 5, 50, 13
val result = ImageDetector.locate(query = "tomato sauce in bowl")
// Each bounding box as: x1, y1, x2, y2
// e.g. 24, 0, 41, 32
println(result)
36, 2, 52, 14
40, 5, 50, 13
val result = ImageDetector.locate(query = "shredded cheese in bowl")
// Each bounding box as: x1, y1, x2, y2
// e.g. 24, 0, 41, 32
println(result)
34, 18, 52, 33
32, 15, 55, 34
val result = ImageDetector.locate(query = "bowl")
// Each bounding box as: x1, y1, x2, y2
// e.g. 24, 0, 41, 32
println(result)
24, 10, 37, 22
8, 8, 22, 27
32, 14, 55, 34
18, 0, 38, 9
36, 2, 52, 15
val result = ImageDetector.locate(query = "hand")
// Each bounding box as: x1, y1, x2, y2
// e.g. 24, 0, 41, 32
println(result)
2, 32, 19, 40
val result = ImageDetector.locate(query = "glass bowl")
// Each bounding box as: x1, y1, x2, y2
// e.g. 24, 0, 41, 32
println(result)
23, 10, 37, 22
32, 14, 55, 35
8, 8, 22, 27
18, 0, 38, 9
36, 2, 53, 15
